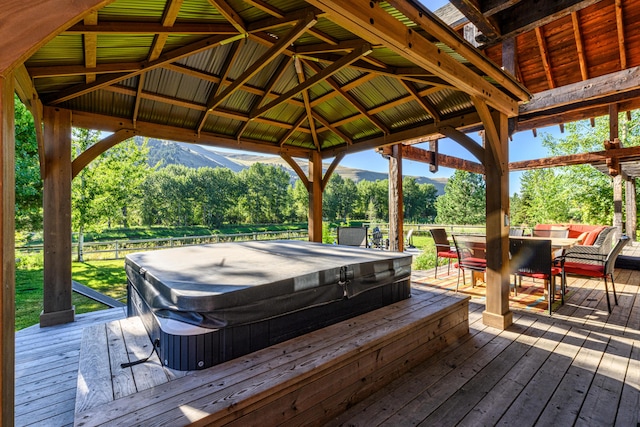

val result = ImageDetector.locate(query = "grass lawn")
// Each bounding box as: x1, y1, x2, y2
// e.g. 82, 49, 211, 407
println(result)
16, 259, 128, 330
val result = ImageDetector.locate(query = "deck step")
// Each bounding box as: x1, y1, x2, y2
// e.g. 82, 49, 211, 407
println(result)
74, 290, 469, 426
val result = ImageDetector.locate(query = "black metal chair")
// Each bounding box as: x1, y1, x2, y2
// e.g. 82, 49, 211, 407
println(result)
452, 234, 486, 291
510, 238, 564, 316
428, 228, 458, 278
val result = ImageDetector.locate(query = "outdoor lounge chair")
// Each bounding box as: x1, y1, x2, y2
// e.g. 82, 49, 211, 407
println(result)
560, 235, 630, 313
337, 226, 369, 248
428, 228, 458, 278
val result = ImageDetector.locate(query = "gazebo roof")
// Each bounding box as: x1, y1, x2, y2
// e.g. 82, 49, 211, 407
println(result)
16, 0, 529, 160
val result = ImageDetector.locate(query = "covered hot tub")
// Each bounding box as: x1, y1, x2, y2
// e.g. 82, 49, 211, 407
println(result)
126, 240, 412, 370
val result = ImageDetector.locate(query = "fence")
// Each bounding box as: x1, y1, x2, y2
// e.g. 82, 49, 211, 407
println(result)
16, 229, 309, 261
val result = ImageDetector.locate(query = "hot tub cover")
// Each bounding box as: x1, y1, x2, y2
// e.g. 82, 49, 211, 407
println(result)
125, 240, 412, 329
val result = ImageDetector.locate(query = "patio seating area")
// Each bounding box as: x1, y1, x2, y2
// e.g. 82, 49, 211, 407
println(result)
14, 242, 640, 426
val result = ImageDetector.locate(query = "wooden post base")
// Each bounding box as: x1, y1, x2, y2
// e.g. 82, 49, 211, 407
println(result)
40, 307, 75, 328
482, 310, 513, 330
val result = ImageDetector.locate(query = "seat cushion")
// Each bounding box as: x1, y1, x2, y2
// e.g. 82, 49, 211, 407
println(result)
563, 261, 605, 278
582, 226, 607, 246
437, 250, 458, 259
520, 266, 562, 280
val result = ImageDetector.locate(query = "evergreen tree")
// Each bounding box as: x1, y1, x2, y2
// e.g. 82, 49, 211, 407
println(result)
435, 170, 485, 224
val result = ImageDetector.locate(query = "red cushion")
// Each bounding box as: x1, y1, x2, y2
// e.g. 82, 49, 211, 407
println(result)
582, 226, 607, 246
457, 257, 486, 268
437, 250, 458, 258
520, 266, 562, 280
563, 262, 605, 278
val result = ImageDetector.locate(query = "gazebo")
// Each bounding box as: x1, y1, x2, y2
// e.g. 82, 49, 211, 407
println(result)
2, 0, 640, 424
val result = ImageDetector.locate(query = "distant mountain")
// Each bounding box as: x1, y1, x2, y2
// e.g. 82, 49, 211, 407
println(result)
139, 138, 447, 194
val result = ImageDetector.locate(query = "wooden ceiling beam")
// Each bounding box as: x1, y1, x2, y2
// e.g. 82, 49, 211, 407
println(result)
44, 33, 245, 105
28, 62, 142, 78
615, 0, 627, 70
247, 7, 322, 33
295, 58, 321, 150
71, 129, 137, 179
322, 110, 482, 158
509, 145, 640, 171
399, 80, 441, 123
252, 43, 372, 119
385, 0, 528, 101
14, 64, 45, 177
484, 0, 601, 44
306, 0, 521, 117
321, 152, 345, 191
132, 74, 144, 126
147, 0, 184, 62
197, 39, 244, 133
311, 111, 352, 145
448, 0, 501, 41
83, 11, 98, 84
199, 13, 317, 130
439, 124, 485, 163
535, 27, 555, 89
71, 110, 311, 158
281, 152, 309, 189
571, 11, 588, 81
400, 144, 485, 174
65, 22, 238, 34
207, 0, 245, 32
304, 59, 388, 134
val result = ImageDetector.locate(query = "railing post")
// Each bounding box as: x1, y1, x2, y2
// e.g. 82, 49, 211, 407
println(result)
115, 241, 119, 259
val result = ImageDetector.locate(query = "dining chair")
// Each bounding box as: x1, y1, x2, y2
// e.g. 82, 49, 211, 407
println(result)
560, 235, 630, 313
510, 238, 564, 316
428, 228, 458, 278
452, 234, 486, 291
509, 228, 524, 237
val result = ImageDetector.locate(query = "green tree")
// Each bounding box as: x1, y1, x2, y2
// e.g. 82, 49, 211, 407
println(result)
355, 179, 388, 220
238, 163, 291, 223
14, 96, 42, 232
290, 179, 309, 222
403, 178, 438, 222
192, 167, 240, 228
323, 174, 357, 222
435, 170, 485, 224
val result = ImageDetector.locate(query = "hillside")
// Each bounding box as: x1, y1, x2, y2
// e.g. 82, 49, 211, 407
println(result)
140, 138, 447, 194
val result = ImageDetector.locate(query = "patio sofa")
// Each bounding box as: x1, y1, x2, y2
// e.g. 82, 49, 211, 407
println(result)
533, 224, 611, 245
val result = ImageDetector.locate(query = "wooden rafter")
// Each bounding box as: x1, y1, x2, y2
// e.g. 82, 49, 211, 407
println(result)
615, 0, 627, 70
252, 44, 372, 119
571, 11, 588, 81
244, 0, 283, 18
279, 113, 307, 147
535, 26, 555, 89
83, 11, 98, 84
448, 0, 501, 42
147, 0, 184, 62
14, 64, 45, 178
66, 22, 237, 34
295, 57, 320, 150
398, 80, 441, 123
45, 33, 245, 105
385, 0, 528, 101
197, 13, 317, 132
304, 59, 389, 134
197, 39, 243, 133
132, 73, 144, 126
306, 0, 521, 117
311, 111, 352, 145
207, 0, 245, 32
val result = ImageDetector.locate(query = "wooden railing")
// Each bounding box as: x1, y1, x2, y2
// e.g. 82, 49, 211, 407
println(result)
16, 229, 309, 261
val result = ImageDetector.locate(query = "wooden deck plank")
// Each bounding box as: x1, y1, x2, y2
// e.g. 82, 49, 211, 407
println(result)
74, 292, 467, 426
576, 335, 634, 426
614, 340, 640, 426
105, 320, 137, 401
456, 321, 586, 426
417, 318, 560, 426
122, 316, 170, 393
75, 324, 113, 413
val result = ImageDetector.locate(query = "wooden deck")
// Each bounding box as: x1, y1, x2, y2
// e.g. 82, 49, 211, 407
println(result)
14, 243, 640, 426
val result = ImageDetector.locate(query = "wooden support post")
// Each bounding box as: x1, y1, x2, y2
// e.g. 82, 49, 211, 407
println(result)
308, 150, 323, 243
482, 111, 512, 329
610, 104, 624, 236
388, 144, 403, 252
626, 178, 637, 241
613, 174, 624, 234
41, 107, 75, 327
1, 73, 16, 427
